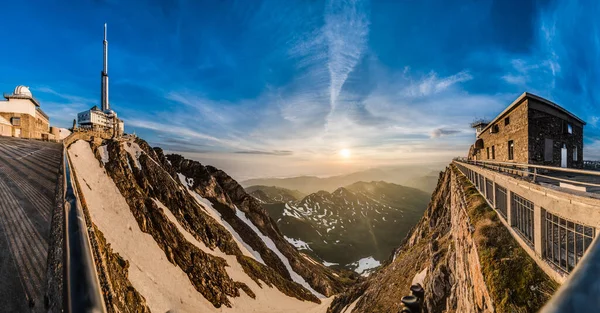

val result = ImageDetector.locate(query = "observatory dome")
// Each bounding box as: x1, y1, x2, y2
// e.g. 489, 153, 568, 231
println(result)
13, 85, 32, 97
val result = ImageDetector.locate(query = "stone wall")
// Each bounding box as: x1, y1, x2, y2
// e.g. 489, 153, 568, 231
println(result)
475, 99, 529, 163
448, 170, 495, 312
528, 99, 584, 168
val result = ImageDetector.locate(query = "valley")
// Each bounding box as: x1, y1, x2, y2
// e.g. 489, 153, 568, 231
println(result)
246, 181, 431, 274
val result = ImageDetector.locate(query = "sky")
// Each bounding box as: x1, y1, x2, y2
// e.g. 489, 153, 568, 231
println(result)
1, 0, 600, 180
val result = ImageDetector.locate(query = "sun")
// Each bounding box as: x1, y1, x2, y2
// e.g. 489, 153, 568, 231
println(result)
339, 148, 351, 159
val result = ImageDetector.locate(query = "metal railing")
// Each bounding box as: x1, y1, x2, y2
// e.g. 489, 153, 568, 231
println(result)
583, 160, 600, 171
63, 149, 106, 313
454, 158, 600, 191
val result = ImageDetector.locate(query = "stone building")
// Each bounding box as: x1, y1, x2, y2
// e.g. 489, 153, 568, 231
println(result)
0, 85, 51, 139
468, 92, 585, 168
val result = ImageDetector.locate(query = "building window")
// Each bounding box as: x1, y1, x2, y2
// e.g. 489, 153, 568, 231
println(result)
545, 211, 594, 273
490, 124, 499, 133
505, 117, 510, 126
512, 192, 534, 246
491, 146, 495, 159
544, 139, 553, 162
11, 117, 21, 126
563, 121, 573, 134
508, 140, 514, 160
574, 146, 578, 161
495, 184, 507, 219
486, 147, 490, 159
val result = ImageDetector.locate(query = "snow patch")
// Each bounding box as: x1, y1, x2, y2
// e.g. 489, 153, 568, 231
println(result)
98, 145, 109, 165
412, 267, 428, 287
122, 141, 143, 169
284, 236, 312, 251
322, 261, 339, 267
350, 257, 381, 275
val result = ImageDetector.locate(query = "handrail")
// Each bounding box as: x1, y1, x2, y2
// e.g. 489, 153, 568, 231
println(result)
63, 149, 107, 313
454, 159, 600, 190
540, 235, 600, 313
454, 158, 600, 176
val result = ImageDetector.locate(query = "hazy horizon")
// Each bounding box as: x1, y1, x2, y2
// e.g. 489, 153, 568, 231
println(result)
2, 0, 600, 179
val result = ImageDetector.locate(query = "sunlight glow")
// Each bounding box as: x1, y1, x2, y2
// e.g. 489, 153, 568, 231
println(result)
339, 148, 351, 159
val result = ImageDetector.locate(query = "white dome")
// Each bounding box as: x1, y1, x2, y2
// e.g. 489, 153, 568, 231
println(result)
14, 85, 32, 97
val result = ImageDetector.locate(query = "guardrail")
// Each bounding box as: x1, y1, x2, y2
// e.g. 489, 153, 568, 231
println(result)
63, 149, 106, 313
453, 159, 600, 313
454, 158, 600, 191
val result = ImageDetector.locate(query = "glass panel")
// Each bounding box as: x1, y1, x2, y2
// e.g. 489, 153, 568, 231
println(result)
576, 233, 584, 262
567, 231, 575, 270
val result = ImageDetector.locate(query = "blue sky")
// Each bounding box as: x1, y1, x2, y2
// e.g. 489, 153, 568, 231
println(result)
1, 0, 599, 179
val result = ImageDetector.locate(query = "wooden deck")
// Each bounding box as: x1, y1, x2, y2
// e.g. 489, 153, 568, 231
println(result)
0, 136, 61, 312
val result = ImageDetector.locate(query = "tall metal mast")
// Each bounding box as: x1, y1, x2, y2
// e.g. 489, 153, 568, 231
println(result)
101, 23, 109, 111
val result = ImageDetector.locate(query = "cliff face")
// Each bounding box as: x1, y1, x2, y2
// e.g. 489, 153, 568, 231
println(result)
328, 165, 557, 313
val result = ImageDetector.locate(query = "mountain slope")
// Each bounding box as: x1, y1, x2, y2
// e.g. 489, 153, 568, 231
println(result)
258, 181, 430, 273
67, 137, 356, 312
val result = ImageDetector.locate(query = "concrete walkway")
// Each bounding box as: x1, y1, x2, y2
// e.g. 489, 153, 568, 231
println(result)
0, 136, 61, 312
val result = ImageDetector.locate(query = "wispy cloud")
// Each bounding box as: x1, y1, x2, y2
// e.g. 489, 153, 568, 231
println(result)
430, 128, 461, 138
235, 150, 293, 156
324, 0, 369, 116
402, 70, 473, 97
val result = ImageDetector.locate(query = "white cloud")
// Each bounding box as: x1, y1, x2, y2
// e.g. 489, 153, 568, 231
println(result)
324, 0, 369, 115
403, 70, 473, 97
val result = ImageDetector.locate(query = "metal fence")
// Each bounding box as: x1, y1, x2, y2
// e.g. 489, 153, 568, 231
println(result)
495, 184, 508, 219
63, 150, 106, 313
544, 211, 595, 274
512, 192, 535, 247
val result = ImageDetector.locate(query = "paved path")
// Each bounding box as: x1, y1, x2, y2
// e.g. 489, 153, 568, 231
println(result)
0, 136, 61, 312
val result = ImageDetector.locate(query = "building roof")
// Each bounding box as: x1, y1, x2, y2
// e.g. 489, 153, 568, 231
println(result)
0, 115, 10, 126
478, 92, 586, 136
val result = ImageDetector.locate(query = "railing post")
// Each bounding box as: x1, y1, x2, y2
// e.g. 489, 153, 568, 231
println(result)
534, 205, 543, 256
533, 167, 537, 183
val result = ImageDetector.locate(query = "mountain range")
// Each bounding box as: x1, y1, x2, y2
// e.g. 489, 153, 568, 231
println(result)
246, 181, 431, 273
240, 164, 443, 195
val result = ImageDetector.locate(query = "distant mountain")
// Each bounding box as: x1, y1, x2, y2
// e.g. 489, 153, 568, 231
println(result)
258, 181, 430, 274
245, 185, 306, 203
240, 164, 444, 194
